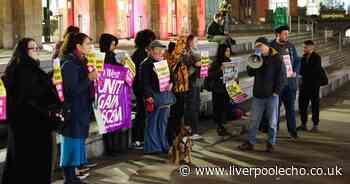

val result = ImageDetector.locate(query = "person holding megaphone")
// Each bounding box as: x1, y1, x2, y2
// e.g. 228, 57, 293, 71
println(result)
238, 37, 286, 153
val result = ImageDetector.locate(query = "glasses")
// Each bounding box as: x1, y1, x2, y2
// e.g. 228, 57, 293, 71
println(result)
28, 47, 39, 52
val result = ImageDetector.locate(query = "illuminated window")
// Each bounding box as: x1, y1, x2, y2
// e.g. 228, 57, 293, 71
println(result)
269, 0, 289, 11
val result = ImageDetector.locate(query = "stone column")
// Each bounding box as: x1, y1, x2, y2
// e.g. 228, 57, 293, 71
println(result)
11, 0, 43, 46
256, 0, 268, 22
230, 0, 240, 20
190, 0, 206, 37
150, 0, 161, 39
289, 0, 298, 16
89, 0, 97, 42
0, 0, 14, 48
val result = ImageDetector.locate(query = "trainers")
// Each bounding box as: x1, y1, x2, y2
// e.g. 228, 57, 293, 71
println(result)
131, 141, 144, 150
238, 142, 254, 151
191, 134, 203, 140
296, 125, 308, 131
266, 143, 274, 153
310, 126, 319, 133
77, 172, 90, 180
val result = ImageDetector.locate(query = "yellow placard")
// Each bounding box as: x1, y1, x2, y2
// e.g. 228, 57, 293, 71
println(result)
52, 58, 63, 83
225, 80, 243, 99
0, 79, 6, 97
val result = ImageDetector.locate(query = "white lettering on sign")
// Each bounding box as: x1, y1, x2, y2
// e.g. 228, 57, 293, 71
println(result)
101, 107, 123, 124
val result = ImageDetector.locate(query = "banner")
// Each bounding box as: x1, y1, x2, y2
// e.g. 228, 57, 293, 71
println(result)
94, 64, 132, 134
225, 80, 248, 104
222, 61, 239, 84
114, 50, 136, 87
52, 58, 64, 102
200, 51, 209, 78
154, 60, 171, 92
0, 79, 6, 120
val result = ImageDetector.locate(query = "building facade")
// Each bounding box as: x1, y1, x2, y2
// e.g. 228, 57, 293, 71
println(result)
0, 0, 302, 49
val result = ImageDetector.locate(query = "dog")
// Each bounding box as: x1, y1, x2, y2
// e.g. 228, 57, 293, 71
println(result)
168, 126, 193, 165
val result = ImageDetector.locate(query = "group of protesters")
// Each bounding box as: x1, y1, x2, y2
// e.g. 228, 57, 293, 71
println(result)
0, 19, 326, 183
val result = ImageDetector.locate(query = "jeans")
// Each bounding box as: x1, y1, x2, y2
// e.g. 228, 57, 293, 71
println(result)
248, 96, 279, 145
278, 87, 297, 137
144, 106, 170, 153
63, 166, 79, 184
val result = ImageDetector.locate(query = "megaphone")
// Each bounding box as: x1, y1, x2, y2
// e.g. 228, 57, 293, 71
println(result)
247, 49, 263, 69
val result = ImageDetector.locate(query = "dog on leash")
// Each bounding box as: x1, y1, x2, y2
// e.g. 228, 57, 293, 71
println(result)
168, 126, 193, 165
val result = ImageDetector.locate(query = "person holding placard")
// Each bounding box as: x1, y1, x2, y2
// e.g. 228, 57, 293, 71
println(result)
99, 33, 123, 156
141, 41, 175, 154
270, 25, 300, 140
207, 44, 232, 136
183, 35, 203, 140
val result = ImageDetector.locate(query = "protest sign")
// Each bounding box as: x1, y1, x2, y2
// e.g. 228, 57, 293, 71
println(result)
0, 79, 6, 120
154, 60, 171, 92
200, 51, 209, 78
94, 64, 132, 134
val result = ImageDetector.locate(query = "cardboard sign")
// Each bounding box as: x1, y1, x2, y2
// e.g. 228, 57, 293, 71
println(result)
225, 80, 248, 104
200, 51, 210, 78
114, 50, 136, 87
283, 55, 294, 78
0, 79, 6, 120
87, 51, 97, 73
52, 58, 64, 102
222, 61, 239, 84
154, 60, 171, 92
95, 52, 105, 73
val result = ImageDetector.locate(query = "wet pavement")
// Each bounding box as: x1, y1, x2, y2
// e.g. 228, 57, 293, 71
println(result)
51, 82, 350, 184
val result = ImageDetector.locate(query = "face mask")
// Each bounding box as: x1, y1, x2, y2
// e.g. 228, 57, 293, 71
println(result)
255, 48, 262, 57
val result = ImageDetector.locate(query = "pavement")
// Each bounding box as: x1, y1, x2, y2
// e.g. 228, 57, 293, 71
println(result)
50, 81, 350, 184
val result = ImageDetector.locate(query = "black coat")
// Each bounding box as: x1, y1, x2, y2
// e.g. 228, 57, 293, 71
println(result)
207, 57, 231, 94
61, 53, 93, 138
1, 58, 60, 184
300, 51, 322, 91
247, 48, 286, 98
131, 48, 148, 95
141, 57, 174, 99
207, 21, 225, 37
